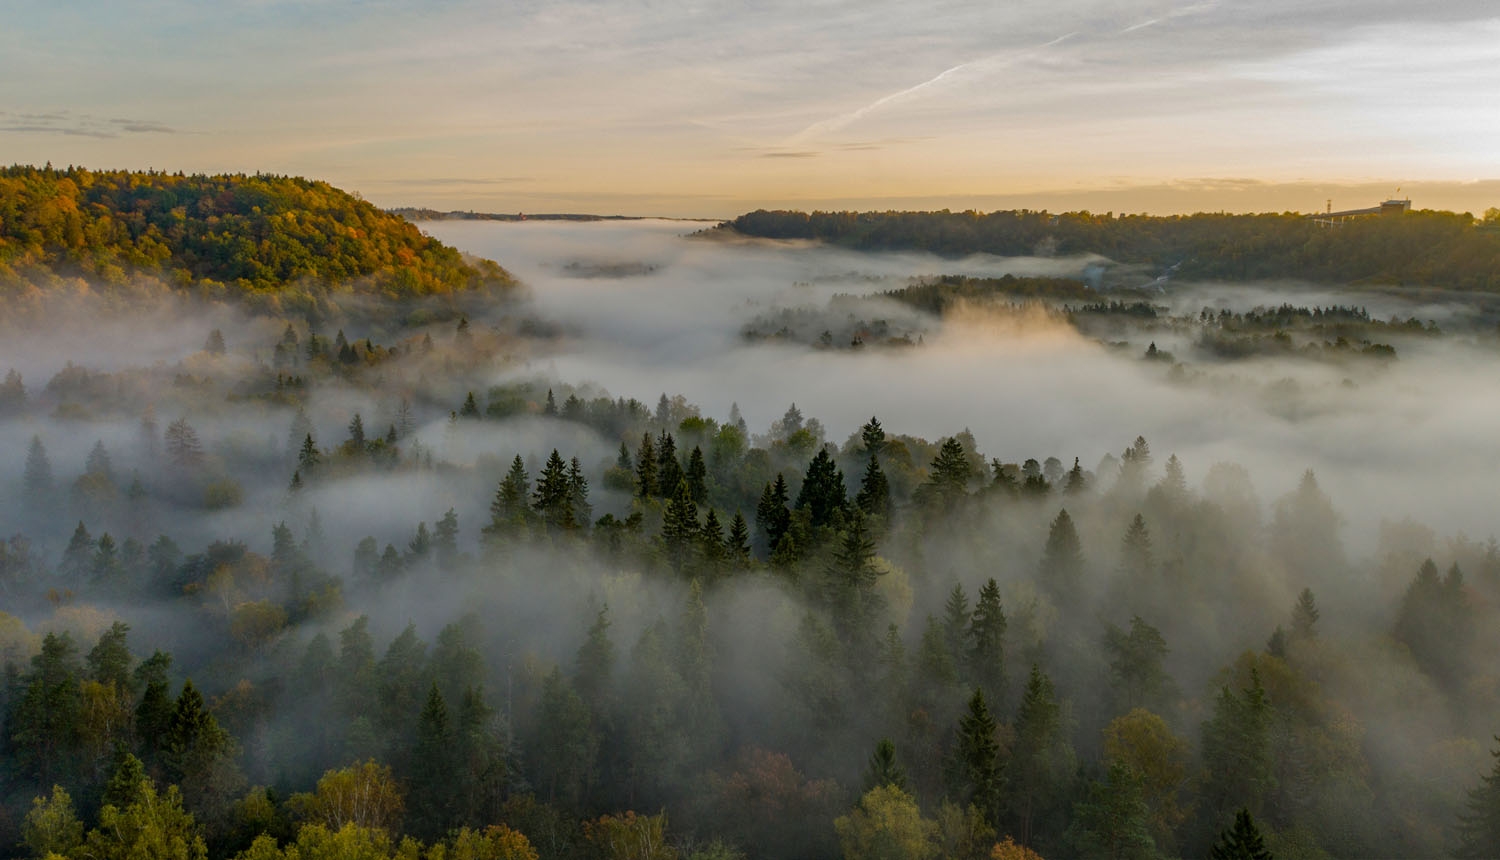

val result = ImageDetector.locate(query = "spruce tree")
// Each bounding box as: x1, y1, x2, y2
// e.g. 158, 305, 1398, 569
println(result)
865, 737, 908, 792
23, 435, 53, 497
968, 578, 1007, 705
1039, 509, 1085, 604
485, 455, 532, 541
726, 512, 752, 567
796, 448, 848, 529
657, 431, 684, 499
635, 432, 658, 499
575, 606, 615, 707
297, 433, 320, 474
661, 480, 700, 573
1209, 809, 1272, 860
1290, 588, 1320, 640
942, 584, 971, 667
532, 450, 576, 533
756, 474, 791, 551
568, 456, 593, 528
861, 416, 887, 457
1457, 736, 1500, 858
685, 446, 708, 505
855, 453, 891, 520
953, 687, 1003, 827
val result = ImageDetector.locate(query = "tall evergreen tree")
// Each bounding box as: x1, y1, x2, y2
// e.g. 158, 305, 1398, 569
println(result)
575, 606, 616, 707
297, 433, 320, 474
756, 474, 792, 551
861, 416, 887, 456
484, 455, 532, 541
823, 512, 882, 641
1457, 736, 1500, 859
635, 432, 658, 500
942, 584, 972, 666
568, 456, 593, 528
1039, 509, 1085, 604
1290, 588, 1320, 640
726, 512, 752, 567
968, 578, 1007, 705
865, 738, 908, 792
795, 448, 848, 529
657, 431, 685, 500
23, 434, 53, 498
533, 450, 576, 533
952, 688, 1003, 828
1209, 809, 1272, 860
1200, 669, 1275, 826
855, 453, 891, 520
661, 480, 700, 573
1010, 664, 1073, 847
685, 446, 708, 505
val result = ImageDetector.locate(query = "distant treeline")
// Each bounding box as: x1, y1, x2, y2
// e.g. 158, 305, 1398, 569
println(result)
0, 166, 515, 309
724, 208, 1500, 291
390, 208, 644, 223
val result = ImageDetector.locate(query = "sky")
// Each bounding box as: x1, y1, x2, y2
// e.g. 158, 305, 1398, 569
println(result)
3, 0, 1498, 218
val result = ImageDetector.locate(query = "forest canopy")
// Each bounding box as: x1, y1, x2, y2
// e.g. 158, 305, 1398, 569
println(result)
721, 208, 1500, 291
0, 165, 514, 312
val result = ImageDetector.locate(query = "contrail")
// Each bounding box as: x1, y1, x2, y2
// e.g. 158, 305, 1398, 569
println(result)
786, 32, 1077, 145
1120, 1, 1218, 35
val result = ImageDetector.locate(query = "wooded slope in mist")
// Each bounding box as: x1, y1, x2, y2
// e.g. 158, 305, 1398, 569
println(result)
724, 208, 1500, 291
0, 166, 514, 306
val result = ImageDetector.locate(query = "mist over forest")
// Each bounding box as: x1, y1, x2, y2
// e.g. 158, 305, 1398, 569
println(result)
5, 197, 1500, 860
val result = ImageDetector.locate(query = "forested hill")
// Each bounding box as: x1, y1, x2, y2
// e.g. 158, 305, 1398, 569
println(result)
0, 165, 514, 307
724, 208, 1500, 291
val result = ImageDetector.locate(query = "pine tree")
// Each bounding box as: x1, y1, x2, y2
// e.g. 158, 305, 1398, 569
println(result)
657, 431, 684, 499
1290, 588, 1319, 640
1119, 514, 1153, 584
544, 388, 558, 416
824, 512, 881, 640
1010, 664, 1073, 845
85, 440, 114, 482
1067, 761, 1157, 860
1209, 809, 1272, 860
927, 437, 973, 497
1104, 616, 1173, 714
459, 391, 480, 418
1200, 669, 1274, 824
410, 683, 456, 838
485, 455, 532, 541
1064, 457, 1087, 495
795, 448, 848, 529
568, 456, 593, 528
434, 508, 460, 570
942, 584, 972, 666
164, 417, 204, 468
576, 606, 615, 707
861, 416, 887, 457
1457, 736, 1500, 859
635, 432, 658, 500
61, 521, 94, 579
24, 435, 53, 498
726, 512, 752, 567
0, 368, 26, 414
533, 450, 576, 533
855, 453, 891, 519
700, 509, 727, 573
756, 474, 791, 551
297, 433, 320, 474
953, 687, 1003, 827
865, 738, 908, 792
1039, 509, 1085, 604
661, 480, 700, 573
968, 578, 1007, 704
685, 446, 708, 505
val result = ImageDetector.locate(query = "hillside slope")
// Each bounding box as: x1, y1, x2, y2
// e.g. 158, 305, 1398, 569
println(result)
0, 165, 513, 310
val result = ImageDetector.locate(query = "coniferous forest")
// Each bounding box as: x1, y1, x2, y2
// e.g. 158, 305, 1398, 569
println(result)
3, 175, 1500, 860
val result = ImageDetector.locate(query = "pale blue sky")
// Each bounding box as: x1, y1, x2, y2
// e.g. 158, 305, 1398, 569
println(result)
4, 0, 1497, 216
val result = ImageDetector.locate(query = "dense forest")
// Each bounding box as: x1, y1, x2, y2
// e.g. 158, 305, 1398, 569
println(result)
720, 208, 1500, 292
2, 302, 1500, 860
0, 166, 514, 317
2, 200, 1499, 860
